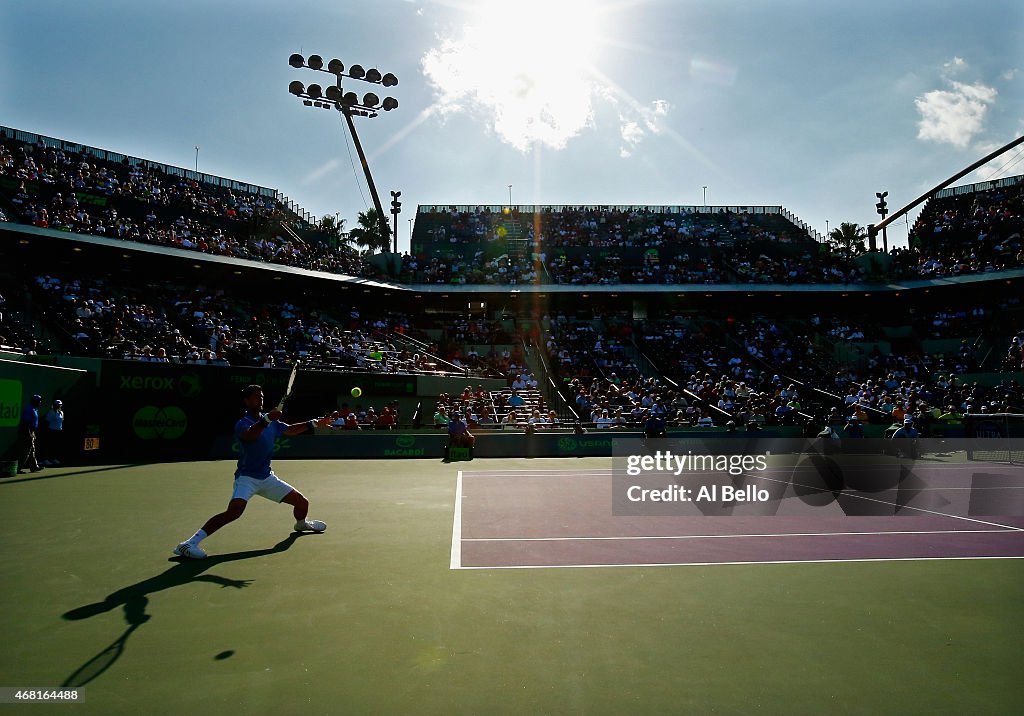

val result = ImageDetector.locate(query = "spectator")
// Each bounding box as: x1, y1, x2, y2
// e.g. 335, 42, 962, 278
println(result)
447, 412, 475, 449
41, 398, 65, 466
19, 393, 43, 473
433, 404, 449, 427
375, 406, 396, 431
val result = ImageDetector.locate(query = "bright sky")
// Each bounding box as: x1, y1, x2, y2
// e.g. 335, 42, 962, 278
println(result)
2, 0, 1022, 252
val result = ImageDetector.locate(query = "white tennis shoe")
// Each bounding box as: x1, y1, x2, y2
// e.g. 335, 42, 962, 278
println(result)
295, 519, 327, 533
174, 541, 208, 559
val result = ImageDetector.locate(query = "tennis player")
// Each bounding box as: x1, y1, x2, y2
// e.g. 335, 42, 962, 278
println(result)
174, 384, 328, 559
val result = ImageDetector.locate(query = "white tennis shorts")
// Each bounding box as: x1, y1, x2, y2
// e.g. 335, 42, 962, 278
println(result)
232, 472, 296, 503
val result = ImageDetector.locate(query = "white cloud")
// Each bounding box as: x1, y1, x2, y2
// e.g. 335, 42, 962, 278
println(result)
942, 57, 967, 76
615, 99, 672, 157
915, 80, 997, 148
1003, 68, 1020, 81
620, 120, 644, 146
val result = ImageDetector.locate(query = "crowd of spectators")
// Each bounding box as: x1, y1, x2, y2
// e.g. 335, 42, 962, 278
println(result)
6, 131, 1024, 436
1004, 333, 1024, 372
729, 243, 863, 284
891, 180, 1024, 279
436, 317, 522, 376
545, 315, 641, 385
0, 291, 48, 354
535, 296, 1023, 431
400, 251, 539, 285
411, 187, 1024, 285
23, 272, 492, 378
6, 130, 1022, 290
547, 252, 725, 285
9, 264, 1023, 433
320, 400, 405, 431
0, 132, 380, 279
432, 382, 552, 431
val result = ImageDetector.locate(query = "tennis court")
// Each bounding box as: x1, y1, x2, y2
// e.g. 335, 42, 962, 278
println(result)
2, 456, 1022, 714
453, 460, 1024, 569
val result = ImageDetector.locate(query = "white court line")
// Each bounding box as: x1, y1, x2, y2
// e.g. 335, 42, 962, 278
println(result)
453, 468, 1024, 570
462, 471, 614, 478
743, 472, 1024, 533
453, 556, 1024, 570
449, 470, 463, 570
462, 529, 1016, 543
462, 464, 1023, 474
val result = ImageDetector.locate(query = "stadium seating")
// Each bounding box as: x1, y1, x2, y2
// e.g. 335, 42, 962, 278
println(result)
0, 129, 381, 280
3, 128, 1023, 436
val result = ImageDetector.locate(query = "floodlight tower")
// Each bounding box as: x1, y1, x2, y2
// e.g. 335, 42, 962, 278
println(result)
287, 53, 400, 250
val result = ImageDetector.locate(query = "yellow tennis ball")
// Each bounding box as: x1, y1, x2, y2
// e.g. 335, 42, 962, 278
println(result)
351, 387, 362, 398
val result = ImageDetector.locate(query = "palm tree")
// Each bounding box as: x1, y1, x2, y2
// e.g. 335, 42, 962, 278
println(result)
828, 222, 868, 254
347, 209, 389, 254
317, 214, 347, 249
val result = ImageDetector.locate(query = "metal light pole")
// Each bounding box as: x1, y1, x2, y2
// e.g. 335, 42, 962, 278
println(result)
287, 53, 400, 250
194, 145, 200, 173
390, 190, 401, 254
702, 186, 707, 207
874, 191, 889, 253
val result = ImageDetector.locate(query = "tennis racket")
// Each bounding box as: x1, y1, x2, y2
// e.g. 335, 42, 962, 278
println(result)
276, 362, 299, 412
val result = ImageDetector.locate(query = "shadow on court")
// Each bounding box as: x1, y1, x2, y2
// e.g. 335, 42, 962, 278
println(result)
0, 464, 148, 487
60, 531, 310, 687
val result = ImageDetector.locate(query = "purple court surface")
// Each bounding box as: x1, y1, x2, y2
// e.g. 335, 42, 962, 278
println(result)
451, 467, 1024, 569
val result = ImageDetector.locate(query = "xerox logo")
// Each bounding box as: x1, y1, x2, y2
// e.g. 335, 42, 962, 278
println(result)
119, 374, 202, 398
132, 406, 188, 439
0, 379, 21, 427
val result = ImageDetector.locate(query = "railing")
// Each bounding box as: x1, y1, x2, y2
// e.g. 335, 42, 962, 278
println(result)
418, 203, 789, 215
781, 207, 824, 243
934, 174, 1023, 199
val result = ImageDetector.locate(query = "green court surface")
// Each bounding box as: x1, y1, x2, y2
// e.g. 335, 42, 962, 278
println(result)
1, 458, 1022, 715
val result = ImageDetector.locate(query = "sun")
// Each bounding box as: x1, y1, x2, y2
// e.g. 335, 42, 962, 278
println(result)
468, 0, 605, 73
423, 0, 610, 150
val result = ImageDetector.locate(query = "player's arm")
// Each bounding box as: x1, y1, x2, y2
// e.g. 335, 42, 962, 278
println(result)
239, 409, 283, 443
281, 412, 333, 437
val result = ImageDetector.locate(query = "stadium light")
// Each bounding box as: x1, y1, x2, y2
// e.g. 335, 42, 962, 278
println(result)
286, 54, 399, 113
390, 190, 402, 254
874, 191, 889, 252
286, 51, 402, 251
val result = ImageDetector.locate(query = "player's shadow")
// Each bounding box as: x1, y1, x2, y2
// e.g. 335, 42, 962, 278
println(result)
60, 532, 308, 687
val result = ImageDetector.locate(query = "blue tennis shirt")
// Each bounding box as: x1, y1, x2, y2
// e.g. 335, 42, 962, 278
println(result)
234, 415, 287, 479
21, 404, 39, 430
